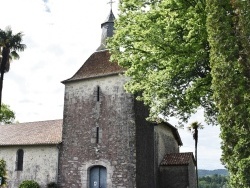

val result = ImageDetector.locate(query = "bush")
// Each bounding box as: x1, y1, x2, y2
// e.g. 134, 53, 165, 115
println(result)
0, 159, 7, 186
47, 182, 58, 188
19, 180, 40, 188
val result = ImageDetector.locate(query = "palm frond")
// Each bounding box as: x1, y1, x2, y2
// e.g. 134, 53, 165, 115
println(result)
10, 51, 20, 60
0, 27, 26, 73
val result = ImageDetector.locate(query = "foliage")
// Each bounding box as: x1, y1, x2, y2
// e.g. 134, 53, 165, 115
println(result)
206, 0, 250, 187
47, 182, 58, 188
0, 26, 26, 72
0, 159, 7, 186
108, 0, 215, 126
187, 121, 204, 142
19, 180, 40, 188
199, 174, 229, 188
0, 26, 26, 109
109, 0, 250, 186
198, 169, 228, 177
0, 104, 15, 124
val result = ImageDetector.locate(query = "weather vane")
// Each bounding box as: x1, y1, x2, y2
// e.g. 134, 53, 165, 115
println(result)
107, 0, 115, 10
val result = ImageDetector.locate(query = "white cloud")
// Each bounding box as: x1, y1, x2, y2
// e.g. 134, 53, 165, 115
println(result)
0, 0, 117, 122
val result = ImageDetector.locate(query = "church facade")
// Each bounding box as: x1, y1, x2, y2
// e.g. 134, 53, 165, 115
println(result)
0, 9, 196, 188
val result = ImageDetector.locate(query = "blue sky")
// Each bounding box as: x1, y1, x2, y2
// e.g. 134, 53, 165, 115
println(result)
0, 0, 224, 170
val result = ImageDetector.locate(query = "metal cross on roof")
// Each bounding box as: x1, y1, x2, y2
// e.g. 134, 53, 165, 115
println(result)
107, 0, 115, 10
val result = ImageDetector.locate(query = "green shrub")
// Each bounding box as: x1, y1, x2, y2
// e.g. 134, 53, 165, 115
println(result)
0, 159, 7, 186
19, 180, 40, 188
47, 182, 58, 188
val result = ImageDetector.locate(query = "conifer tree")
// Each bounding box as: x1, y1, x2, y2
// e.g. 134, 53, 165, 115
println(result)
206, 0, 250, 186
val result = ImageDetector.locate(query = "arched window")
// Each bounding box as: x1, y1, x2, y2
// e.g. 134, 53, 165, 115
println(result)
89, 165, 107, 188
16, 149, 24, 171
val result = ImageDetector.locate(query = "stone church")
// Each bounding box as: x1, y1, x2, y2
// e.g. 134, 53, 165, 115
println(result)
0, 9, 196, 188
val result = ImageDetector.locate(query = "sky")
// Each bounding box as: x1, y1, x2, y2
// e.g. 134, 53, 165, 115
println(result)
0, 0, 224, 170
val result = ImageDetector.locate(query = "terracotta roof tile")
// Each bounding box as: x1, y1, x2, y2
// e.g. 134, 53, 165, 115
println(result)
160, 152, 195, 166
0, 119, 62, 146
62, 50, 125, 83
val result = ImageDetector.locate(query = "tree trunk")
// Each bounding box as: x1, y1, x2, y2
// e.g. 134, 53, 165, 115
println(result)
195, 128, 199, 188
0, 72, 4, 112
0, 47, 10, 111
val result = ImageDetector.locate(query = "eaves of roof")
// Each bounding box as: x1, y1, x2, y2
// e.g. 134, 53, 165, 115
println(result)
62, 50, 125, 84
160, 152, 195, 166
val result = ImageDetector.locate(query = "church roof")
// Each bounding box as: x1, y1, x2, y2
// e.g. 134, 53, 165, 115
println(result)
102, 9, 115, 24
0, 119, 62, 146
62, 50, 125, 83
160, 152, 195, 166
62, 8, 123, 83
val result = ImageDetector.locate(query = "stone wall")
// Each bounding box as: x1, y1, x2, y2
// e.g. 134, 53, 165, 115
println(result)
188, 159, 197, 188
159, 162, 197, 188
134, 98, 156, 188
159, 165, 189, 188
154, 124, 180, 187
0, 145, 59, 188
154, 124, 180, 166
58, 74, 136, 188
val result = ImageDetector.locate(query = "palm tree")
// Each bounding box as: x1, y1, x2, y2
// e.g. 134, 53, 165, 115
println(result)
0, 26, 26, 110
188, 121, 204, 188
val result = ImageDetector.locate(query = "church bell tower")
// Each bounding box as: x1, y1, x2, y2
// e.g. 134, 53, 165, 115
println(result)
58, 7, 138, 187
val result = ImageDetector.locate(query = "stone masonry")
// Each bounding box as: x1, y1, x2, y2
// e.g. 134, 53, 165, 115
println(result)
58, 74, 136, 187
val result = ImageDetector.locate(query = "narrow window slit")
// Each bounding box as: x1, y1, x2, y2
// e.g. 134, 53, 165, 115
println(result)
97, 86, 100, 101
96, 127, 99, 143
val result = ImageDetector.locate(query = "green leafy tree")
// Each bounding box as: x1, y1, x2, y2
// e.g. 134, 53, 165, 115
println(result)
0, 104, 15, 124
109, 0, 250, 186
188, 121, 204, 187
199, 174, 229, 188
108, 0, 214, 126
206, 0, 250, 187
0, 27, 26, 110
